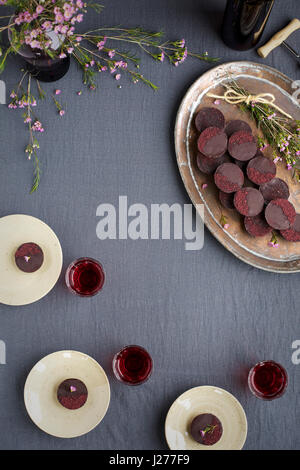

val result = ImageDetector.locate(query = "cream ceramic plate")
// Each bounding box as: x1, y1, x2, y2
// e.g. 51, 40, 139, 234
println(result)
0, 214, 63, 306
165, 386, 247, 450
24, 350, 111, 438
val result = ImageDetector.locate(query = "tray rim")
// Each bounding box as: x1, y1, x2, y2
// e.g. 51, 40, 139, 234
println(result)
174, 60, 300, 273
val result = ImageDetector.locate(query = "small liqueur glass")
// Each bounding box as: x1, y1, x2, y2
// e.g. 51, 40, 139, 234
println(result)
65, 257, 105, 297
112, 345, 153, 386
248, 360, 288, 400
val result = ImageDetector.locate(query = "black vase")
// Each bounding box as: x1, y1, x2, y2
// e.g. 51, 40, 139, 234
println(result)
8, 19, 70, 82
222, 0, 275, 51
25, 54, 70, 83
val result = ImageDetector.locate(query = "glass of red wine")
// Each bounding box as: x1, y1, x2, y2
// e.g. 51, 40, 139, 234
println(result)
112, 345, 153, 386
65, 257, 105, 297
248, 360, 288, 400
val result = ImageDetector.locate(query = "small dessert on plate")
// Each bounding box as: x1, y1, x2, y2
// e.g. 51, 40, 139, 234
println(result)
195, 107, 225, 132
234, 187, 264, 217
219, 190, 235, 210
265, 199, 296, 230
57, 378, 88, 410
246, 156, 276, 185
228, 131, 257, 161
15, 242, 44, 273
260, 178, 290, 202
225, 119, 252, 137
197, 127, 228, 158
280, 214, 300, 242
196, 152, 230, 175
214, 162, 244, 193
190, 413, 223, 446
244, 214, 272, 237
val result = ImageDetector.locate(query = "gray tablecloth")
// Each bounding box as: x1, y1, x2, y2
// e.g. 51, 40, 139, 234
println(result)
0, 0, 299, 450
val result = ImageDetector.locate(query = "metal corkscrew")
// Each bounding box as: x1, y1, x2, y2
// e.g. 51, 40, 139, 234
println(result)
257, 18, 300, 63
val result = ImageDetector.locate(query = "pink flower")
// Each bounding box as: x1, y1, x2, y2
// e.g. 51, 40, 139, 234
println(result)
223, 223, 229, 230
214, 100, 220, 105
108, 50, 115, 58
59, 53, 67, 59
55, 12, 64, 23
76, 36, 82, 42
97, 39, 106, 50
55, 89, 62, 95
115, 74, 121, 80
67, 47, 74, 54
76, 14, 83, 22
42, 21, 52, 30
77, 91, 82, 95
64, 10, 73, 20
24, 117, 32, 123
23, 12, 32, 23
36, 5, 44, 14
201, 183, 208, 189
32, 121, 44, 132
30, 40, 42, 49
60, 25, 69, 35
59, 110, 65, 116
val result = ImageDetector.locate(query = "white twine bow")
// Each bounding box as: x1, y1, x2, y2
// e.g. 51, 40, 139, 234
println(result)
207, 87, 293, 120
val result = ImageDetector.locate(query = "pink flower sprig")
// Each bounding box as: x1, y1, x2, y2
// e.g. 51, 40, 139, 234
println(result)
52, 94, 65, 116
1, 5, 219, 193
228, 81, 300, 181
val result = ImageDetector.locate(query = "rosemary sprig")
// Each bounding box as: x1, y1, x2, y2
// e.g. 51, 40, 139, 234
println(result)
226, 80, 300, 180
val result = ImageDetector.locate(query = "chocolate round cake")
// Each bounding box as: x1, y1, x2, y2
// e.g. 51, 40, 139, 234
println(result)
260, 178, 290, 202
197, 127, 228, 158
225, 119, 252, 137
15, 242, 44, 273
219, 190, 235, 210
190, 413, 223, 446
234, 187, 264, 216
244, 214, 272, 237
246, 156, 276, 185
265, 199, 296, 230
280, 214, 300, 242
228, 131, 257, 161
195, 107, 225, 133
57, 378, 88, 410
196, 152, 230, 175
214, 162, 244, 193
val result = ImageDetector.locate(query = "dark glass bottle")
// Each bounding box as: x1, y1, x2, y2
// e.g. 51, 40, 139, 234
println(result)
222, 0, 275, 51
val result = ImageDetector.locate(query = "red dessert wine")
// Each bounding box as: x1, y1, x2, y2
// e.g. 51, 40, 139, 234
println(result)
65, 257, 105, 297
248, 360, 288, 400
113, 345, 153, 386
